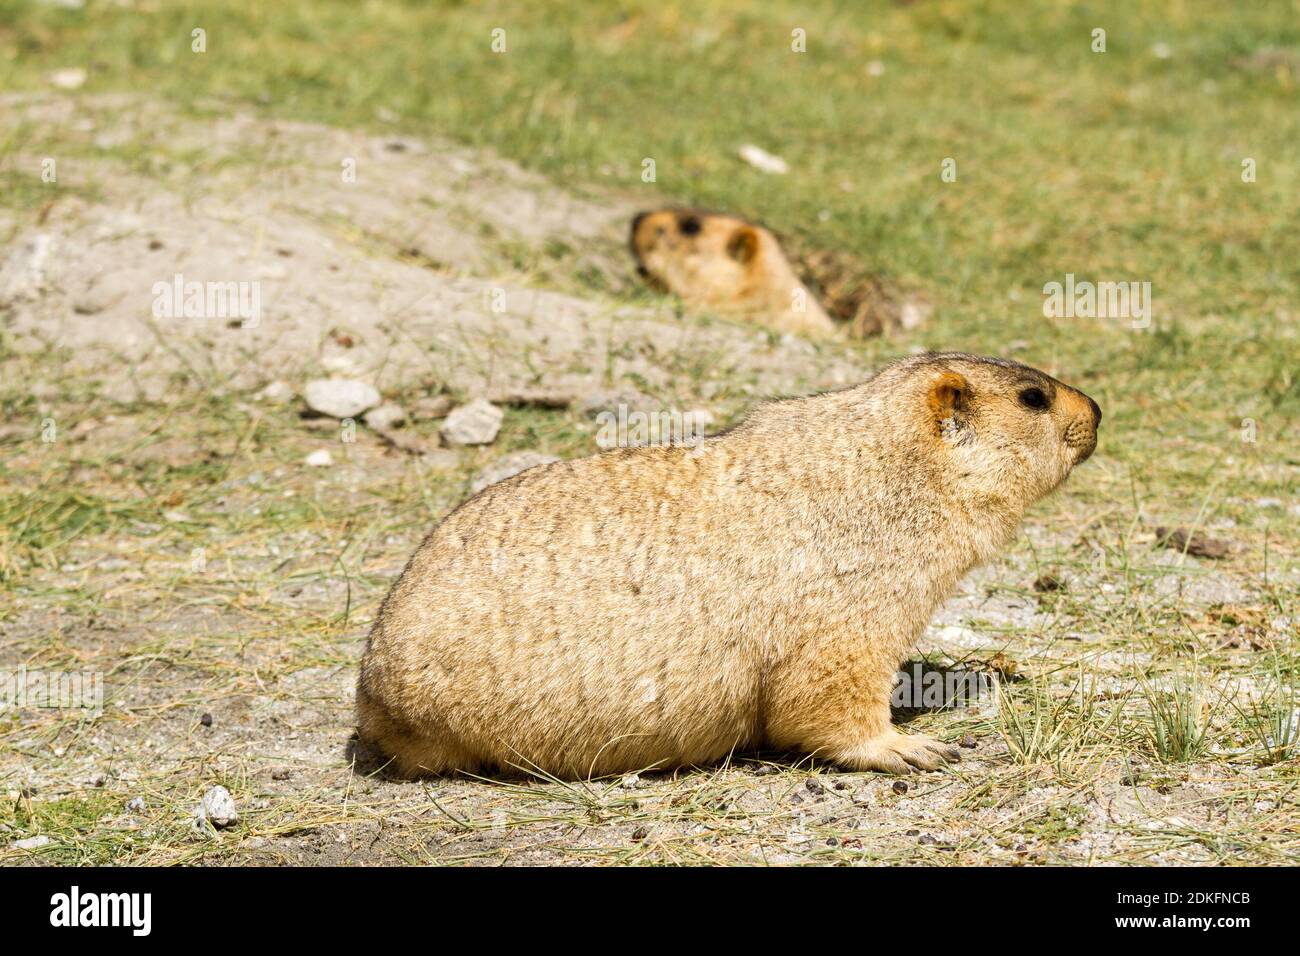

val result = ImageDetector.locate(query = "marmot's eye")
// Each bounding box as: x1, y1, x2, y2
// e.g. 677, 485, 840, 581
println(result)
1018, 387, 1049, 410
679, 216, 702, 235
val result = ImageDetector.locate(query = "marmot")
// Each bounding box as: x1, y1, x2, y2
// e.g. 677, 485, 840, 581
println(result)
629, 208, 837, 337
356, 353, 1101, 779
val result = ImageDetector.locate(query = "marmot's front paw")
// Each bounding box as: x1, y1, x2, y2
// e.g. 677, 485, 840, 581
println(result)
836, 730, 961, 774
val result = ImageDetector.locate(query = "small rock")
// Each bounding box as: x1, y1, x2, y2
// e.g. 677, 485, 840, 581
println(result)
200, 712, 213, 728
1032, 573, 1063, 593
256, 381, 294, 403
440, 399, 503, 446
905, 828, 920, 836
620, 774, 641, 790
469, 451, 559, 495
125, 797, 146, 813
892, 781, 909, 795
960, 734, 977, 749
10, 835, 53, 851
410, 394, 455, 420
833, 780, 849, 791
1155, 526, 1234, 560
303, 379, 381, 420
88, 773, 107, 787
630, 825, 649, 842
48, 67, 87, 90
271, 768, 292, 781
804, 778, 825, 795
918, 833, 939, 845
195, 785, 238, 829
752, 765, 778, 776
738, 143, 789, 175
304, 449, 333, 467
826, 837, 839, 846
363, 403, 406, 431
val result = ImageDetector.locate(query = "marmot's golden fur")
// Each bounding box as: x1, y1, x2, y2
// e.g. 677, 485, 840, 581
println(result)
356, 353, 1101, 779
629, 208, 837, 337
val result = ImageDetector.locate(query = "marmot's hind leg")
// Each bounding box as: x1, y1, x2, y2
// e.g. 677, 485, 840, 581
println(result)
354, 682, 476, 778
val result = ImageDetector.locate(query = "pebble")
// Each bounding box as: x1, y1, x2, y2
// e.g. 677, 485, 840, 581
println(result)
892, 781, 909, 795
125, 797, 146, 813
411, 395, 455, 420
256, 381, 294, 403
440, 399, 503, 446
737, 143, 788, 175
960, 734, 977, 749
48, 67, 87, 90
10, 835, 53, 851
303, 379, 381, 420
363, 403, 406, 431
304, 449, 333, 467
194, 785, 238, 829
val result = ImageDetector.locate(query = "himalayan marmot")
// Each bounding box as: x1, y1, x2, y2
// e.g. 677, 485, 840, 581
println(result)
357, 353, 1101, 778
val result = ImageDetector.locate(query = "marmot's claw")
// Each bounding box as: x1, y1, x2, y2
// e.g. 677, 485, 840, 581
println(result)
838, 731, 961, 774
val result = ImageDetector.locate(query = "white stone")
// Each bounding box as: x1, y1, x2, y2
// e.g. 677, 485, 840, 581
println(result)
10, 835, 53, 850
195, 785, 238, 828
440, 399, 503, 446
363, 403, 406, 431
737, 143, 788, 175
303, 379, 380, 419
48, 67, 87, 90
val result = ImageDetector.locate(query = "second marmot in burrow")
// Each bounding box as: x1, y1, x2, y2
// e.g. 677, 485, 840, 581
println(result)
356, 352, 1101, 779
629, 207, 837, 337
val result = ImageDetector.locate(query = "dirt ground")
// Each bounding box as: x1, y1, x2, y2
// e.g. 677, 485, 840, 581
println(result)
1, 93, 1296, 865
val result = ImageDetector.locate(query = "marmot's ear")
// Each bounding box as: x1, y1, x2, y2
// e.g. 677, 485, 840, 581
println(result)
927, 371, 970, 430
726, 226, 760, 264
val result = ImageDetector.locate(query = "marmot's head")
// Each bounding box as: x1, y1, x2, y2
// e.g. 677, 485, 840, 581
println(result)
883, 352, 1101, 507
629, 208, 767, 304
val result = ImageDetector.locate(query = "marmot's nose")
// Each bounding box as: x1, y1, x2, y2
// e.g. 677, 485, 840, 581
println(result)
1086, 396, 1102, 427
